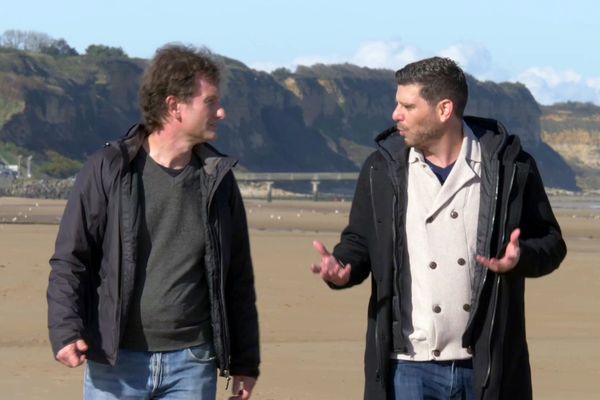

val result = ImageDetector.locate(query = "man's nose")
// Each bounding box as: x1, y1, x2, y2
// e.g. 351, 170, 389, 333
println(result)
392, 108, 403, 122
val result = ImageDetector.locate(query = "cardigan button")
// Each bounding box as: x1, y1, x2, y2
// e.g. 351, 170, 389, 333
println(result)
433, 349, 441, 357
463, 304, 471, 312
433, 305, 442, 313
450, 210, 459, 219
457, 258, 466, 266
429, 261, 437, 269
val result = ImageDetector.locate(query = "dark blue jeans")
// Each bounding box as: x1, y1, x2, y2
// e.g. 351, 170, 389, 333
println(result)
390, 359, 474, 400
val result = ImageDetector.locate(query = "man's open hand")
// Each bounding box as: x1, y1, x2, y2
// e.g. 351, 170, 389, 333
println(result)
311, 240, 351, 286
476, 228, 521, 273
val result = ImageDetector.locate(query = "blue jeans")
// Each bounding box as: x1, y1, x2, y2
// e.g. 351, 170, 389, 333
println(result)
84, 343, 217, 399
390, 359, 474, 400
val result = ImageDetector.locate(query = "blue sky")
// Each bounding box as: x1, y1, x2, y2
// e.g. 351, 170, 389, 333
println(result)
2, 0, 598, 105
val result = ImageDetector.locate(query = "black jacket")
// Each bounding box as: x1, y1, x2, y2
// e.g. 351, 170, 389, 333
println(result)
332, 116, 566, 399
47, 124, 260, 378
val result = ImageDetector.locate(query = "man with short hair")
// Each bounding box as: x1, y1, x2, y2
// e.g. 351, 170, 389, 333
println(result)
48, 44, 259, 400
312, 57, 566, 399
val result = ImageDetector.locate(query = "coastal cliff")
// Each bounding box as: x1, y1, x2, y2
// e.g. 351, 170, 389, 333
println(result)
0, 48, 583, 191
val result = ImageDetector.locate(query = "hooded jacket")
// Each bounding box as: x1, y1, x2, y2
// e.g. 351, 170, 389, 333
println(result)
47, 124, 260, 379
332, 116, 566, 399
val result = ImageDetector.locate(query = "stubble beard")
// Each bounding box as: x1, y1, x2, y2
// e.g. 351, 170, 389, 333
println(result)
406, 125, 444, 150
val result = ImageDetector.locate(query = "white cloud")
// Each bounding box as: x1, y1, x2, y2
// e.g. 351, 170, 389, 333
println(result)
515, 67, 600, 105
438, 42, 511, 81
250, 40, 429, 72
440, 43, 492, 75
350, 40, 427, 69
586, 77, 600, 90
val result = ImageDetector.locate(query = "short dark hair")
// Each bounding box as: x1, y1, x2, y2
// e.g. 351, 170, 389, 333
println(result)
139, 44, 221, 132
395, 57, 468, 117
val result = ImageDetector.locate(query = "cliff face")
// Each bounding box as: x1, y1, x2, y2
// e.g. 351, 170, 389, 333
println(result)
541, 103, 600, 191
273, 66, 578, 190
0, 51, 143, 159
214, 60, 356, 172
0, 49, 581, 190
465, 78, 578, 191
273, 64, 396, 166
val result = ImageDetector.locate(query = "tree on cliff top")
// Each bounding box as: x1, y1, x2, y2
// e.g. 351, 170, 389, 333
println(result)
0, 29, 78, 56
85, 44, 128, 59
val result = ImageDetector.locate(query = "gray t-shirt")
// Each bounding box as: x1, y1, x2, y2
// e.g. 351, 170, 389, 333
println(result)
121, 149, 212, 351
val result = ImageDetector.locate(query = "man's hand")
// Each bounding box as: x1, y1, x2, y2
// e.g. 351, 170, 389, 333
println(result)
311, 240, 351, 286
55, 339, 88, 368
476, 228, 521, 273
228, 376, 256, 400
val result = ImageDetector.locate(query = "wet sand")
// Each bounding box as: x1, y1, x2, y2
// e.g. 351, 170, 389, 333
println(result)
0, 196, 598, 399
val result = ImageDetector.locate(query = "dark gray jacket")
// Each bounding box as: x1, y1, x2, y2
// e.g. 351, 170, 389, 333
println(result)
332, 116, 566, 399
48, 124, 260, 378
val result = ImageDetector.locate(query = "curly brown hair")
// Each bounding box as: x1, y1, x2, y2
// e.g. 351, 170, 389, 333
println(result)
139, 44, 221, 132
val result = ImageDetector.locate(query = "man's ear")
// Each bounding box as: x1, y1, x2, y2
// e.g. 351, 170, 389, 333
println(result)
165, 95, 180, 120
437, 99, 454, 122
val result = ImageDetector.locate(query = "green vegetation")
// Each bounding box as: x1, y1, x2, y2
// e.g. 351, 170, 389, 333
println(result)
0, 141, 23, 164
541, 102, 600, 134
0, 143, 84, 179
271, 67, 292, 81
0, 94, 24, 129
542, 118, 600, 134
542, 101, 600, 116
38, 150, 82, 178
85, 44, 128, 59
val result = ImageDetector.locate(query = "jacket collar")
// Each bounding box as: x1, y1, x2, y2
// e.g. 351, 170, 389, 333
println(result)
374, 116, 519, 164
463, 116, 514, 160
116, 123, 238, 176
375, 126, 408, 164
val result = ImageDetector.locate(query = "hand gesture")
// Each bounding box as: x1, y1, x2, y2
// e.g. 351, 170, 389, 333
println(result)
311, 240, 351, 286
476, 228, 521, 273
55, 339, 88, 368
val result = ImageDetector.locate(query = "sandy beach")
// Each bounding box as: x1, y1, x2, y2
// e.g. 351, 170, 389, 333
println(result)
0, 196, 598, 399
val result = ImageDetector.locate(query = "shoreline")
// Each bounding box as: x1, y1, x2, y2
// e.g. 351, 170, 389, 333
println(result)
1, 195, 600, 226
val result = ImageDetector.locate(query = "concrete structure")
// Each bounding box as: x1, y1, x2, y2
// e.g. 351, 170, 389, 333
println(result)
234, 172, 359, 201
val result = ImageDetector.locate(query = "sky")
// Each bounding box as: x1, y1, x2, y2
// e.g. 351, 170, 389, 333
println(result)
2, 0, 599, 105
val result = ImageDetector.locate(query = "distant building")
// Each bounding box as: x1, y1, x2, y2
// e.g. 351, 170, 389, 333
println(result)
0, 161, 17, 190
1, 160, 17, 173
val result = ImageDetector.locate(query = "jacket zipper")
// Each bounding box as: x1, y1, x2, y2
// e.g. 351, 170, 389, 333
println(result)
483, 163, 517, 388
374, 160, 402, 387
206, 169, 233, 383
369, 165, 383, 383
369, 166, 379, 240
207, 219, 230, 374
218, 224, 231, 382
389, 192, 400, 383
